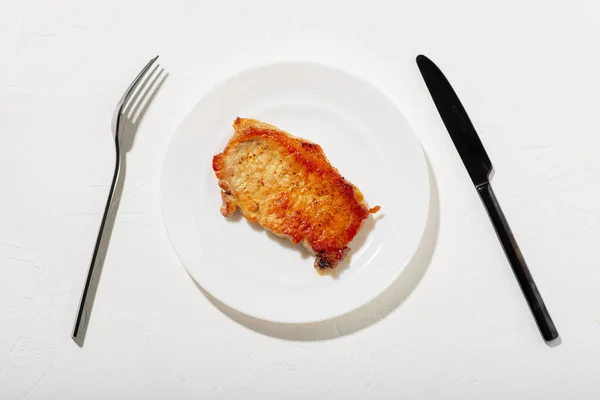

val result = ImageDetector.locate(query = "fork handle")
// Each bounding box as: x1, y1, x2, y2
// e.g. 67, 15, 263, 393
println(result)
72, 143, 122, 345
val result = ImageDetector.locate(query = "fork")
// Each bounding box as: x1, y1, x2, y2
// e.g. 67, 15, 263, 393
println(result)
72, 56, 161, 346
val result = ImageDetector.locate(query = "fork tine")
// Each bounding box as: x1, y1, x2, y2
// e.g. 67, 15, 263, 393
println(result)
117, 55, 159, 108
129, 68, 165, 123
122, 63, 161, 119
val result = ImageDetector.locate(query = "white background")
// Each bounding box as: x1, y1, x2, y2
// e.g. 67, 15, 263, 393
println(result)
1, 0, 600, 399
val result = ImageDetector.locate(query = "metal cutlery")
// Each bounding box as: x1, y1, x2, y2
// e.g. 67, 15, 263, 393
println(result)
73, 56, 162, 346
416, 54, 558, 342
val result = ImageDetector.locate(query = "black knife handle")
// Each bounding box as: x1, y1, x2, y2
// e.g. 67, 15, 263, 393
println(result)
477, 183, 558, 341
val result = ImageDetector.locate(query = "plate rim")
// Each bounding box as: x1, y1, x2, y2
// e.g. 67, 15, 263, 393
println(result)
160, 60, 430, 324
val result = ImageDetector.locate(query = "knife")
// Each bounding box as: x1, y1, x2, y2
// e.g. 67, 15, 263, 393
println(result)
416, 54, 559, 342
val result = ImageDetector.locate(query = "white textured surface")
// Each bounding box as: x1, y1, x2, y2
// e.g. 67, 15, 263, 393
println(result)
1, 0, 600, 399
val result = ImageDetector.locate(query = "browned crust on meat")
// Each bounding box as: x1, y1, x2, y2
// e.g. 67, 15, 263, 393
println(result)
212, 117, 379, 272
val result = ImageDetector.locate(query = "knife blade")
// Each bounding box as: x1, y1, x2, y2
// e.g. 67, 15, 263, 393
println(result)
416, 54, 559, 342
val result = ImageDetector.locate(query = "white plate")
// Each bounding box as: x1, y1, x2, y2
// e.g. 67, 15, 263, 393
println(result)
160, 62, 429, 323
